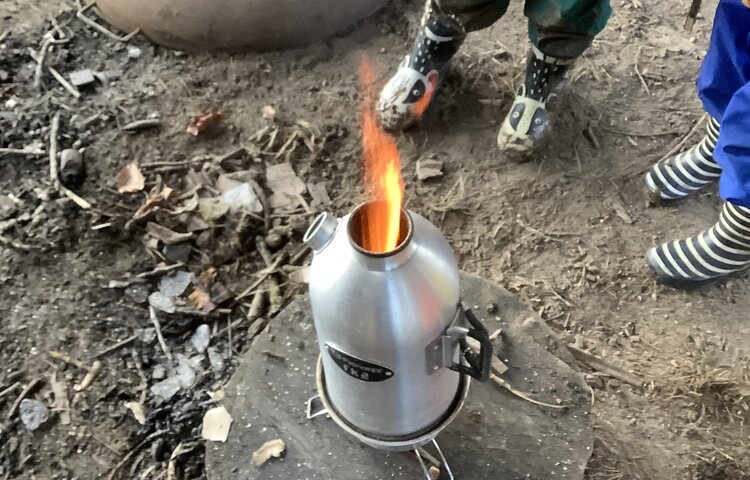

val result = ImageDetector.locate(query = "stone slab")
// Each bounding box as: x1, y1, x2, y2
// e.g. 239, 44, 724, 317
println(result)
206, 273, 593, 480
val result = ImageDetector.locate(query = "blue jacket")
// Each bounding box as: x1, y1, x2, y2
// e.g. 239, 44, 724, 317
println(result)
698, 0, 750, 207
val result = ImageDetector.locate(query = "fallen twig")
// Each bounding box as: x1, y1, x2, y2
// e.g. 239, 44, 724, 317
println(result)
122, 119, 161, 132
248, 179, 270, 233
5, 378, 44, 421
0, 148, 47, 156
48, 67, 81, 98
74, 360, 103, 391
50, 350, 88, 370
634, 46, 651, 96
136, 263, 184, 279
490, 374, 566, 409
236, 251, 288, 301
76, 0, 140, 42
94, 335, 137, 358
567, 345, 643, 388
656, 114, 707, 164
106, 430, 167, 480
149, 306, 172, 361
0, 382, 20, 400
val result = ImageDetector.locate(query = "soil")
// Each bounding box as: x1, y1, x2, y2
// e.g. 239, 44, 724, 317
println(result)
1, 1, 749, 480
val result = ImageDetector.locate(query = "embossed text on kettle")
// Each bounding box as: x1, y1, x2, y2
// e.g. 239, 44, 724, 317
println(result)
325, 343, 394, 382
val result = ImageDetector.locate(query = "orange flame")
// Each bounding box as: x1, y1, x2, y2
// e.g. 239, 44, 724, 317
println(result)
359, 58, 404, 253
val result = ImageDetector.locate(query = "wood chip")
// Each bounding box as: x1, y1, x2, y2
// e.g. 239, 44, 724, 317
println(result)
188, 288, 216, 313
251, 439, 286, 466
116, 162, 145, 193
124, 401, 147, 425
186, 112, 224, 136
201, 406, 233, 442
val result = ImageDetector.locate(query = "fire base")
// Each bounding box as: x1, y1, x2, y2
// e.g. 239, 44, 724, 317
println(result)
206, 273, 594, 480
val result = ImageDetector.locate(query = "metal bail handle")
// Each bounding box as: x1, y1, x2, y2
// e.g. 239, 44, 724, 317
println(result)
448, 303, 492, 382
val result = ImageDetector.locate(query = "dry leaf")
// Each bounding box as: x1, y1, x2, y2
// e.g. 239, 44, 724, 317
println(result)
198, 267, 217, 288
116, 162, 145, 193
186, 112, 224, 136
125, 401, 147, 425
133, 187, 173, 219
201, 406, 233, 442
251, 439, 286, 466
146, 222, 194, 245
188, 288, 216, 313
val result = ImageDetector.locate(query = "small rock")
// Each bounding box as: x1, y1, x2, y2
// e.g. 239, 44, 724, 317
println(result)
191, 324, 210, 353
220, 183, 262, 213
148, 291, 176, 314
19, 399, 49, 430
151, 377, 181, 400
416, 156, 443, 181
68, 69, 96, 88
127, 46, 142, 59
265, 232, 284, 250
4, 97, 19, 109
201, 406, 233, 442
207, 347, 225, 373
584, 374, 604, 390
607, 379, 622, 390
59, 149, 86, 189
159, 271, 194, 297
0, 195, 17, 220
175, 354, 196, 388
152, 365, 167, 380
125, 283, 149, 304
486, 303, 497, 314
136, 327, 156, 344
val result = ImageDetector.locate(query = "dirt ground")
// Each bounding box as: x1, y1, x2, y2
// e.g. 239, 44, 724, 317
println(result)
1, 0, 749, 479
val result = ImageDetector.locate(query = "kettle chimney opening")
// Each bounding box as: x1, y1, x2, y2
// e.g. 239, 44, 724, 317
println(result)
347, 201, 413, 258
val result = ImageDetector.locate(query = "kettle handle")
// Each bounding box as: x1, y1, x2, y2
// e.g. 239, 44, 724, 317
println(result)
448, 303, 492, 382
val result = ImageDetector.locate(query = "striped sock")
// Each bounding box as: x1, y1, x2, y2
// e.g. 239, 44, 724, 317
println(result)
646, 202, 750, 285
645, 117, 722, 203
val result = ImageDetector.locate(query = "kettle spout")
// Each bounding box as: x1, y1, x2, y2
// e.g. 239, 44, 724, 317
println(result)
304, 212, 339, 253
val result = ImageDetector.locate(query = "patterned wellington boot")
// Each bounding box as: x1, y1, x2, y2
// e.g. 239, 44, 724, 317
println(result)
645, 117, 722, 205
646, 202, 750, 287
497, 45, 573, 159
377, 2, 465, 131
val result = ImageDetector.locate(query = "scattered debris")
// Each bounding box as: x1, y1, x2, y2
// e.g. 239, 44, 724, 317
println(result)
149, 291, 176, 314
307, 182, 331, 207
188, 288, 216, 313
68, 69, 96, 88
125, 401, 147, 425
50, 374, 71, 426
262, 105, 277, 121
59, 149, 85, 189
207, 347, 225, 373
191, 324, 210, 353
122, 118, 161, 132
198, 197, 229, 221
152, 365, 167, 380
19, 399, 49, 430
201, 406, 233, 442
567, 345, 644, 388
416, 156, 444, 180
186, 112, 224, 136
133, 187, 174, 220
150, 306, 173, 360
116, 162, 145, 193
127, 46, 142, 59
220, 183, 263, 213
159, 271, 194, 297
0, 195, 18, 220
175, 355, 197, 388
151, 377, 181, 400
146, 222, 194, 245
251, 439, 286, 466
266, 162, 306, 210
73, 360, 103, 392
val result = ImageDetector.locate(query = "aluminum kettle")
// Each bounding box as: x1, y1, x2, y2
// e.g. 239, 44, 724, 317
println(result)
304, 201, 492, 448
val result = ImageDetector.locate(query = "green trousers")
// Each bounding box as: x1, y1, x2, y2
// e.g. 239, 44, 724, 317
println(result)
434, 0, 611, 59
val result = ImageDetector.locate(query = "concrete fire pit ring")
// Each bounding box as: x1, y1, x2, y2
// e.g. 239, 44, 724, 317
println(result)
92, 0, 389, 52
